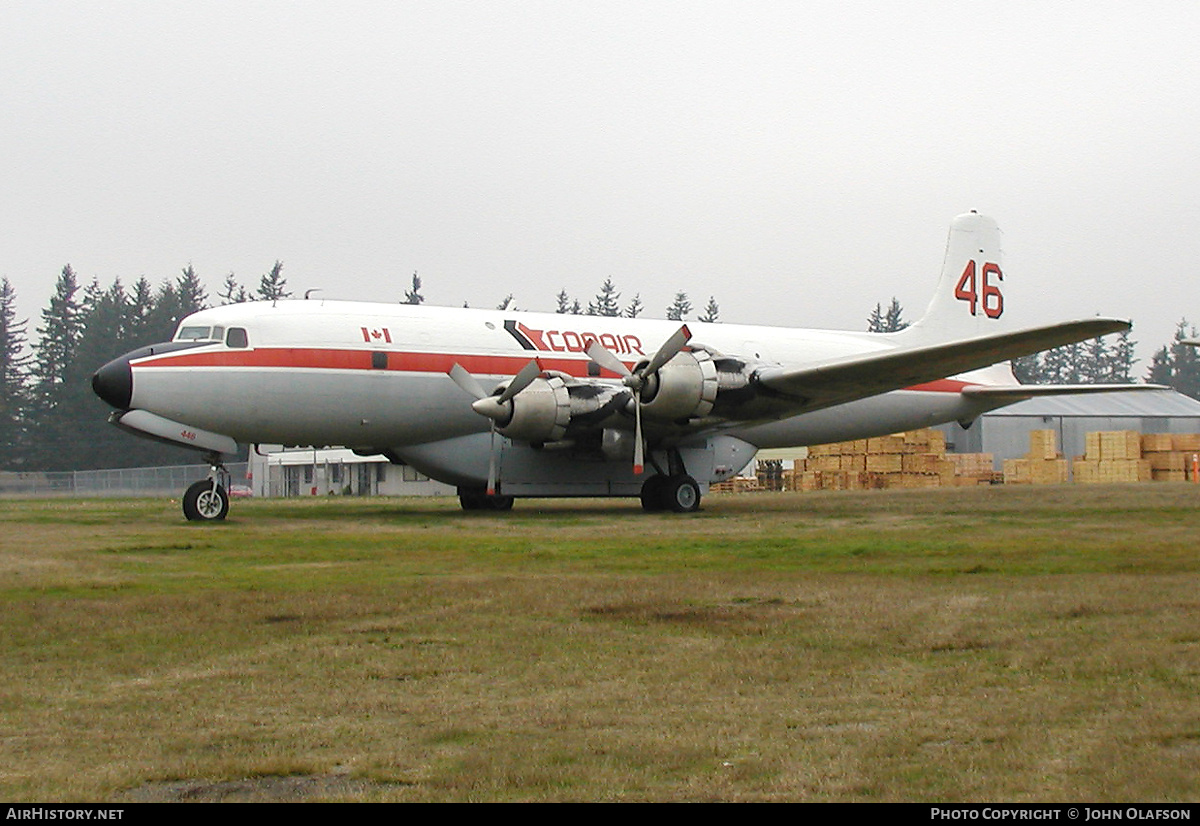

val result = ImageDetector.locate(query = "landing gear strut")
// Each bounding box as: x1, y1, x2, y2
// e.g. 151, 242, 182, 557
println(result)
183, 455, 231, 522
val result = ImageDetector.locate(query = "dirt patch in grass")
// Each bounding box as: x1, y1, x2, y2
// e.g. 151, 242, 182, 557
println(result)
119, 773, 409, 802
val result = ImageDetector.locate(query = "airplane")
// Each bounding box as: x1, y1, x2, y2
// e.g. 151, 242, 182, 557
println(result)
91, 211, 1148, 520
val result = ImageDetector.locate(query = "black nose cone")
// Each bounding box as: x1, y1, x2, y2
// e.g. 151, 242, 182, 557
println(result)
92, 356, 132, 410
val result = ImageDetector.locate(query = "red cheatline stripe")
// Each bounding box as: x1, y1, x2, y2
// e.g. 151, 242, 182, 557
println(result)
133, 348, 626, 379
134, 348, 983, 393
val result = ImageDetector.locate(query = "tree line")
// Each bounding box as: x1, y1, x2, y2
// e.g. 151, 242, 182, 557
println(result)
0, 263, 290, 472
0, 271, 1190, 474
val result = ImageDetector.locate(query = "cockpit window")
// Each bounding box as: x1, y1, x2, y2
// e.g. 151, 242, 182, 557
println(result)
226, 327, 249, 348
176, 325, 215, 341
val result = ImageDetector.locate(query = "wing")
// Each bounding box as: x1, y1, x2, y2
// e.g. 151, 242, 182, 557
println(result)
755, 317, 1132, 412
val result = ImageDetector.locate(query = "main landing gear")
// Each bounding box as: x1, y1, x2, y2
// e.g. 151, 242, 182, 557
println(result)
639, 473, 702, 513
182, 455, 231, 522
457, 488, 516, 511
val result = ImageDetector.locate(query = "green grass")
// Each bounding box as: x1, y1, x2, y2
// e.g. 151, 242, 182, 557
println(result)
1, 484, 1198, 801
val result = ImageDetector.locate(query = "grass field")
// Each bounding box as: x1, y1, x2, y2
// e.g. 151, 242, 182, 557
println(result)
1, 484, 1198, 802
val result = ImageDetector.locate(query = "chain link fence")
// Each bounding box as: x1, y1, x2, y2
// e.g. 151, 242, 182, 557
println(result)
0, 463, 250, 497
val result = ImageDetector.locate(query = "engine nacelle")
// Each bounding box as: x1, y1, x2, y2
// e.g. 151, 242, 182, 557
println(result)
637, 349, 718, 422
491, 373, 627, 445
493, 375, 572, 444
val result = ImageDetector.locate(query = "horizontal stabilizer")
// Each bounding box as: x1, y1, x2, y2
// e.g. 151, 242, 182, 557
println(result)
757, 317, 1131, 411
961, 383, 1167, 401
111, 409, 239, 456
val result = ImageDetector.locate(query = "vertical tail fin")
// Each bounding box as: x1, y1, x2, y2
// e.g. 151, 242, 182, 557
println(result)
896, 211, 1010, 345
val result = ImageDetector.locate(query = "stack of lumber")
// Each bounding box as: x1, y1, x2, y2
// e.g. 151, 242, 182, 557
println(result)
1003, 430, 1070, 485
946, 452, 998, 485
786, 429, 965, 491
1073, 430, 1152, 484
785, 438, 872, 491
1139, 433, 1190, 482
1073, 432, 1199, 484
709, 476, 763, 494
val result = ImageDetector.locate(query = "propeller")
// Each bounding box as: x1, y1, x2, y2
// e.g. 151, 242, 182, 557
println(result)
448, 360, 542, 495
586, 325, 691, 474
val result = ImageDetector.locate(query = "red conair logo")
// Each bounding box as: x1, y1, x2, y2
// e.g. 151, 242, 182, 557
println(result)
504, 320, 645, 356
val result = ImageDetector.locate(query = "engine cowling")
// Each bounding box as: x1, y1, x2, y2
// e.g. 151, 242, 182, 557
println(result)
636, 348, 718, 422
491, 375, 572, 444
488, 372, 627, 444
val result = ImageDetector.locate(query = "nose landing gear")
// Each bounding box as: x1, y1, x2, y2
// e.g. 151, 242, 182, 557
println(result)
183, 455, 231, 522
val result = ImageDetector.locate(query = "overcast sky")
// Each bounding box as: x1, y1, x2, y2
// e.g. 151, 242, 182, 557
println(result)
3, 2, 1198, 368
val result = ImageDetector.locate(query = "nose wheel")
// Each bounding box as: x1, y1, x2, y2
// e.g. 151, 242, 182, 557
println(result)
182, 456, 231, 521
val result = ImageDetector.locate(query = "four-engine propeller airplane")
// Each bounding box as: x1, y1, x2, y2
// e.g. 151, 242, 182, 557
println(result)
92, 212, 1147, 520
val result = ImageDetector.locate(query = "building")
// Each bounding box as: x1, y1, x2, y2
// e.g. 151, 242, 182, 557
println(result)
937, 389, 1200, 467
247, 447, 455, 498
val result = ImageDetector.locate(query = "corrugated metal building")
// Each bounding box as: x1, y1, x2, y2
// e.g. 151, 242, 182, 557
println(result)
938, 389, 1200, 466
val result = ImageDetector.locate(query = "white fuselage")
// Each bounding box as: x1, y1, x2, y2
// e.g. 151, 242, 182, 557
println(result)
125, 299, 1003, 455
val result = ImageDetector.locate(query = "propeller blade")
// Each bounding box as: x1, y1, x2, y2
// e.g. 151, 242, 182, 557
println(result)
448, 363, 487, 400
585, 340, 632, 378
497, 359, 542, 404
641, 324, 692, 378
486, 422, 498, 496
633, 399, 644, 475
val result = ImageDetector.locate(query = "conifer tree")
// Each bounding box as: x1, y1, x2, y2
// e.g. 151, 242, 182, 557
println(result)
256, 261, 291, 301
555, 289, 574, 314
588, 278, 621, 317
0, 279, 30, 464
218, 272, 250, 305
867, 297, 907, 332
33, 265, 83, 395
403, 272, 424, 305
1106, 330, 1137, 383
1147, 320, 1200, 399
666, 291, 692, 321
177, 264, 208, 313
699, 296, 720, 323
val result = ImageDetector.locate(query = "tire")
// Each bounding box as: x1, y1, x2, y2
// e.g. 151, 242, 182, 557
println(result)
183, 480, 230, 522
459, 490, 487, 510
661, 475, 701, 513
640, 475, 668, 512
459, 490, 515, 511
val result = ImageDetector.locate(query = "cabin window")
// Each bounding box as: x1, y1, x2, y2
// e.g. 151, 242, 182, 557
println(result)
226, 327, 249, 348
372, 351, 388, 370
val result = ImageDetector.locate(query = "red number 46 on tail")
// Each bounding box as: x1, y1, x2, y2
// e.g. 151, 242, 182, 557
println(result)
954, 261, 1004, 319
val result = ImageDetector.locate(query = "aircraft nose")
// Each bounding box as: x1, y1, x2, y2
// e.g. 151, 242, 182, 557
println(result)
92, 355, 133, 410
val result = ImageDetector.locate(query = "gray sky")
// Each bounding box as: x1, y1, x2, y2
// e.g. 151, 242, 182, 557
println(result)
3, 1, 1198, 369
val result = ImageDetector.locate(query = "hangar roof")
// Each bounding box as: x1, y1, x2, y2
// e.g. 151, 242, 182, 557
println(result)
986, 388, 1200, 418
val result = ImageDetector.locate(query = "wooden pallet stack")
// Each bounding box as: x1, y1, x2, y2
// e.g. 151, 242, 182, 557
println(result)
946, 452, 998, 485
786, 429, 967, 491
709, 476, 763, 494
1073, 430, 1152, 484
1003, 430, 1070, 485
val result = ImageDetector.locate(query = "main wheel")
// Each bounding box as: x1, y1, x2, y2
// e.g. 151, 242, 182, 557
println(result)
459, 489, 515, 511
661, 475, 701, 513
640, 475, 668, 512
183, 480, 230, 522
